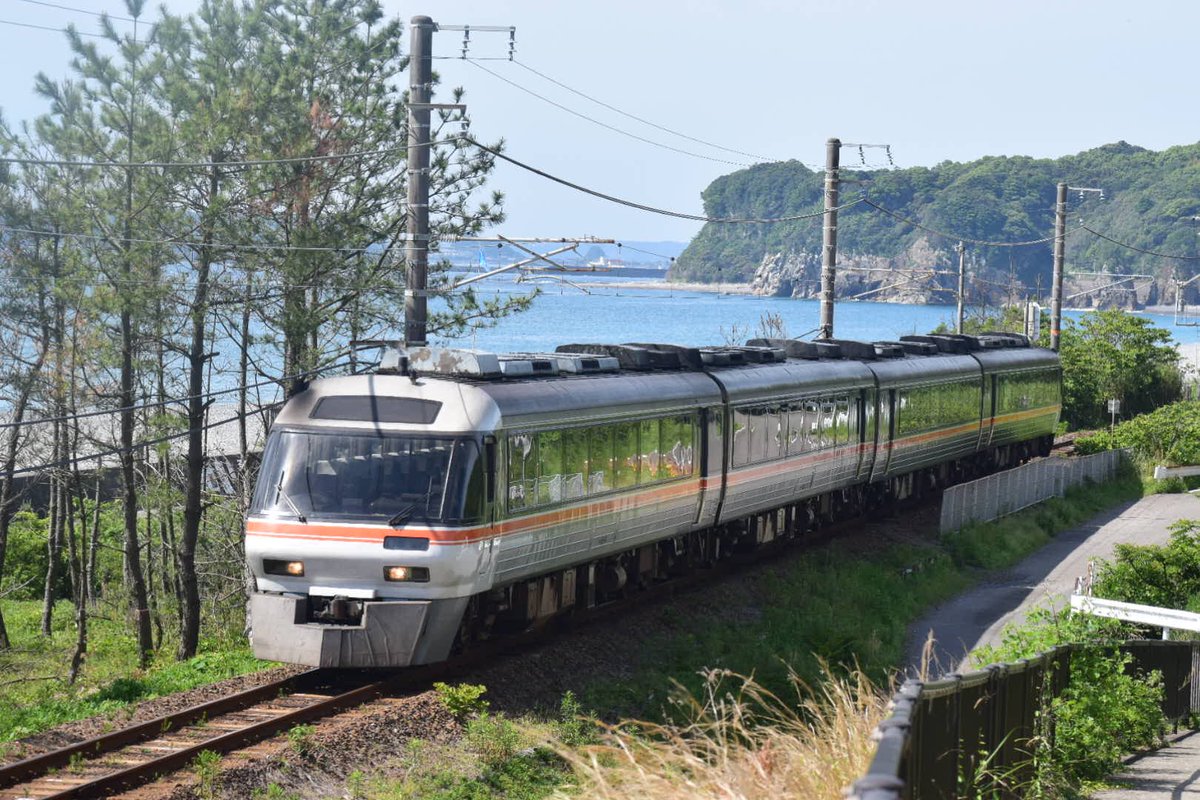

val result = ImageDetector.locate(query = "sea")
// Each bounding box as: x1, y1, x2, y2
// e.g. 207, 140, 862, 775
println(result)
432, 273, 1200, 354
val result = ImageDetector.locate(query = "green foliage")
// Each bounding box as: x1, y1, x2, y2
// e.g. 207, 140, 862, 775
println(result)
376, 749, 568, 800
252, 784, 300, 800
0, 601, 269, 742
1, 511, 53, 600
555, 691, 595, 746
1057, 310, 1181, 428
975, 607, 1164, 785
434, 682, 490, 720
675, 142, 1200, 291
1076, 401, 1200, 467
191, 749, 223, 800
465, 713, 525, 768
287, 723, 316, 757
1092, 519, 1200, 610
943, 470, 1142, 570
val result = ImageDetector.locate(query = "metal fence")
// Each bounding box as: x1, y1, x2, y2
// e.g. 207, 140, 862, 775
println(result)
848, 640, 1199, 800
939, 449, 1129, 534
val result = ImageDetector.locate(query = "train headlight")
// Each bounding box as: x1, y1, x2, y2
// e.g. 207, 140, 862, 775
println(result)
384, 565, 430, 583
264, 559, 305, 577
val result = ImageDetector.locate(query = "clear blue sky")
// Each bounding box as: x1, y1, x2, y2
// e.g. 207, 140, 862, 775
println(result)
1, 0, 1195, 242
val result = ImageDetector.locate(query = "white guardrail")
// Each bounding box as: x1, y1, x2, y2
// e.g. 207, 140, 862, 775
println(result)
939, 449, 1128, 534
1070, 594, 1200, 640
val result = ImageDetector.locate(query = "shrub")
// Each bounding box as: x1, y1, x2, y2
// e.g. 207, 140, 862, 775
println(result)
434, 681, 489, 719
465, 713, 524, 767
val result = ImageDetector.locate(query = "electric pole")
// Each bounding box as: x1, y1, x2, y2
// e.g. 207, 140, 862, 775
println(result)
1050, 182, 1067, 351
956, 241, 966, 334
405, 16, 434, 347
819, 137, 840, 339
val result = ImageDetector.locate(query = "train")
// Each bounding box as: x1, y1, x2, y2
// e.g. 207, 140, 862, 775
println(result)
245, 333, 1061, 667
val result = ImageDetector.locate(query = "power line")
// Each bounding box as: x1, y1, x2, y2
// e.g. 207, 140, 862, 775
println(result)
0, 222, 395, 255
0, 359, 358, 434
1079, 224, 1200, 261
7, 398, 285, 479
0, 136, 463, 171
0, 15, 105, 37
860, 196, 1069, 247
16, 0, 136, 23
511, 58, 787, 165
465, 59, 756, 168
465, 138, 859, 224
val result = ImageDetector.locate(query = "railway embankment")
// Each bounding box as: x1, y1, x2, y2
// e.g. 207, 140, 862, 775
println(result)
0, 455, 1149, 800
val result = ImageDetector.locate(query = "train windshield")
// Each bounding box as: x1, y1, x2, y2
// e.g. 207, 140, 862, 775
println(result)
250, 431, 487, 525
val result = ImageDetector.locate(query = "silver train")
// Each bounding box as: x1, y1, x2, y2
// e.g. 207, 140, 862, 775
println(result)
246, 334, 1060, 667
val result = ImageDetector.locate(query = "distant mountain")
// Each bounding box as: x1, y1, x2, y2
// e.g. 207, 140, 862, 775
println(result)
673, 142, 1200, 306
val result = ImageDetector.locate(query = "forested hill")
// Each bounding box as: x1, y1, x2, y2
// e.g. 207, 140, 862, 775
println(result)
673, 142, 1200, 300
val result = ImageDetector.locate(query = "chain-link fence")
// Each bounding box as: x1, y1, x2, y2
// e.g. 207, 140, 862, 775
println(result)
939, 449, 1129, 534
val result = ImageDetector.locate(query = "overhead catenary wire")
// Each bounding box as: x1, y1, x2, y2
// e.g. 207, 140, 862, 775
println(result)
7, 397, 286, 479
16, 0, 137, 23
0, 359, 362, 433
1079, 224, 1200, 261
0, 136, 466, 171
510, 58, 784, 165
465, 138, 860, 224
860, 196, 1072, 247
465, 59, 756, 168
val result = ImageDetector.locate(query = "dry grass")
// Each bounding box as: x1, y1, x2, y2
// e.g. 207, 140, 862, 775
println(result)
558, 665, 888, 800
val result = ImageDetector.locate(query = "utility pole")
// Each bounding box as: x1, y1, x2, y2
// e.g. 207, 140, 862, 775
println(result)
819, 137, 840, 339
1050, 182, 1067, 351
404, 15, 435, 347
955, 241, 966, 334
1049, 183, 1103, 350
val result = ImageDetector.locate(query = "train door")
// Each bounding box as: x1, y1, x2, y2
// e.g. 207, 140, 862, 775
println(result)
858, 387, 876, 480
982, 375, 997, 447
873, 389, 895, 479
476, 435, 498, 578
695, 405, 725, 527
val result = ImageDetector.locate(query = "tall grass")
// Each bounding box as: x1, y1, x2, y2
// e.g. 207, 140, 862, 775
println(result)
562, 667, 887, 800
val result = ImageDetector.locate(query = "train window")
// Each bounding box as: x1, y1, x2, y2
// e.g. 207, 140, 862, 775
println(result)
821, 401, 836, 447
786, 402, 803, 455
732, 408, 751, 467
660, 415, 695, 477
251, 431, 486, 524
588, 426, 615, 494
804, 400, 821, 451
561, 427, 589, 500
614, 422, 640, 488
835, 398, 850, 445
536, 430, 564, 505
507, 433, 536, 511
310, 396, 441, 424
639, 418, 662, 484
758, 406, 782, 461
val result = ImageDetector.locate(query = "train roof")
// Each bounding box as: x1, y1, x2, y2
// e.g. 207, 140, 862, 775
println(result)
272, 333, 1059, 434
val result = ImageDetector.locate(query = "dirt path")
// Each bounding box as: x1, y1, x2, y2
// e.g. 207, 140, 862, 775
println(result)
904, 492, 1200, 676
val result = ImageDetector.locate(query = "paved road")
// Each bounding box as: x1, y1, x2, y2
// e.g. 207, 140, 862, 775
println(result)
1092, 730, 1200, 799
904, 492, 1200, 676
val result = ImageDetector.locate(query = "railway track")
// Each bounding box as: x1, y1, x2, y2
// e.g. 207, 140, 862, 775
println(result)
0, 669, 420, 800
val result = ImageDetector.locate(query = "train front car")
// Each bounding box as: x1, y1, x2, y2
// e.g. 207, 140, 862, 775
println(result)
245, 360, 500, 668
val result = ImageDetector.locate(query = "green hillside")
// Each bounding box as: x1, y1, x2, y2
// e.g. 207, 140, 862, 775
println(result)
674, 142, 1200, 291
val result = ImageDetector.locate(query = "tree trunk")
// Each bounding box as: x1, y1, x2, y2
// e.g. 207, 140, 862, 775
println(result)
178, 161, 218, 661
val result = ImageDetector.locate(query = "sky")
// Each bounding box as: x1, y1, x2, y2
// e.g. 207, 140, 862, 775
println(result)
0, 0, 1196, 243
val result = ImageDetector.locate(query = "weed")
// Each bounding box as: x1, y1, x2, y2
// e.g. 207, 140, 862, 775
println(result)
191, 749, 222, 800
556, 691, 594, 747
433, 681, 489, 719
251, 784, 300, 800
465, 712, 524, 767
286, 723, 316, 757
67, 752, 85, 773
